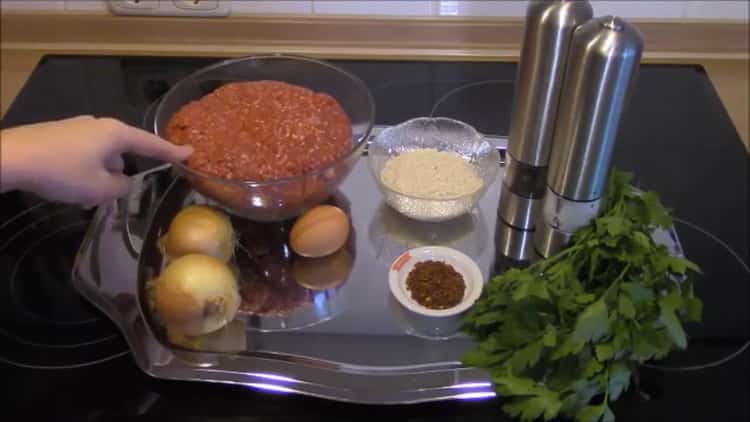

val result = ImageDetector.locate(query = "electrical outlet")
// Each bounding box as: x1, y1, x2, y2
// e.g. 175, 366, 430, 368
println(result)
107, 0, 230, 17
109, 0, 158, 10
173, 0, 219, 11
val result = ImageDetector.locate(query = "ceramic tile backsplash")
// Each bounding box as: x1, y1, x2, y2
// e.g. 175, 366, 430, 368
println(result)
591, 1, 685, 19
436, 1, 528, 17
64, 0, 108, 10
312, 1, 433, 16
685, 1, 750, 20
1, 0, 748, 21
1, 0, 64, 10
231, 1, 312, 15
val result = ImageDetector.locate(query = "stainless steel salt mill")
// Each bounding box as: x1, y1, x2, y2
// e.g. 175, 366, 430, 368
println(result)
495, 0, 592, 262
498, 0, 593, 233
535, 15, 644, 258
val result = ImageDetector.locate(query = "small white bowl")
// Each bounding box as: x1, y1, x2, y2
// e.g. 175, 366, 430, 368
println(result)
388, 246, 484, 317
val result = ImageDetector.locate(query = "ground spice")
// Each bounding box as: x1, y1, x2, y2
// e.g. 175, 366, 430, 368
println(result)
405, 260, 465, 310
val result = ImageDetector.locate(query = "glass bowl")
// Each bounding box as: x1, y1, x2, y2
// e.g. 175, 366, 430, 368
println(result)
367, 117, 500, 222
153, 55, 375, 222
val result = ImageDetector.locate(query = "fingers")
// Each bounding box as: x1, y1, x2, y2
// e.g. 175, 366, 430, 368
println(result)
102, 118, 193, 163
105, 153, 125, 173
81, 173, 132, 209
105, 173, 132, 199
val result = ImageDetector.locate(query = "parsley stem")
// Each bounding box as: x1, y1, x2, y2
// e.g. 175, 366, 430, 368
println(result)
603, 263, 631, 299
557, 304, 565, 326
531, 244, 584, 273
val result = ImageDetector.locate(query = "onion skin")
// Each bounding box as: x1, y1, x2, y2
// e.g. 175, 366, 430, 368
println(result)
153, 254, 241, 336
162, 205, 235, 262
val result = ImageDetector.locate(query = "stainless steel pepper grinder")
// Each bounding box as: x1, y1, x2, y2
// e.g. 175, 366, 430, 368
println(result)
498, 0, 593, 233
535, 15, 644, 258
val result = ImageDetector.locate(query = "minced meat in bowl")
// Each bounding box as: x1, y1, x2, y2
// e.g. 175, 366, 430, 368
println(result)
154, 55, 375, 222
167, 81, 352, 182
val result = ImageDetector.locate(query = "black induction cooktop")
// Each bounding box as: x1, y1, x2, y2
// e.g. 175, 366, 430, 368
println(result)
1, 55, 748, 421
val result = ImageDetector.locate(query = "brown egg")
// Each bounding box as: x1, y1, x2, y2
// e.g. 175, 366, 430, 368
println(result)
289, 205, 350, 258
292, 247, 354, 291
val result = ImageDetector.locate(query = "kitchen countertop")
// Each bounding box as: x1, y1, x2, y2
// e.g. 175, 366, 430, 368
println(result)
2, 50, 748, 149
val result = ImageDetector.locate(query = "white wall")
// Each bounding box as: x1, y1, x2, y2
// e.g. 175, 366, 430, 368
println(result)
2, 1, 748, 21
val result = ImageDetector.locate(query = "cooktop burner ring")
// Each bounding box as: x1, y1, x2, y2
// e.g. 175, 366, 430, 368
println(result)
642, 216, 749, 372
0, 326, 119, 348
10, 219, 103, 326
0, 206, 83, 252
427, 78, 517, 137
0, 350, 130, 370
0, 204, 130, 369
0, 202, 46, 232
429, 78, 514, 118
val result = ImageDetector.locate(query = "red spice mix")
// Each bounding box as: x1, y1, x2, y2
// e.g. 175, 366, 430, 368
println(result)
405, 260, 466, 310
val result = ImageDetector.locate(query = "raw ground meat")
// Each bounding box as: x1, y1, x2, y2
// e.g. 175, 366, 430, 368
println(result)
166, 80, 352, 181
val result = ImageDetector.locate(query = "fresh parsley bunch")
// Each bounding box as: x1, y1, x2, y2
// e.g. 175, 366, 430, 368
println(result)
462, 170, 702, 422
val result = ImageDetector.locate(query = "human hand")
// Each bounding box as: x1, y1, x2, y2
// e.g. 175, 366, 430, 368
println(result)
0, 115, 192, 207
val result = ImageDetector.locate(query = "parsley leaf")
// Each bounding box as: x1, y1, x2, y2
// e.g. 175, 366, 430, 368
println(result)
658, 299, 687, 349
573, 300, 610, 343
684, 296, 703, 322
618, 294, 636, 319
474, 310, 505, 326
542, 325, 557, 347
509, 340, 544, 372
462, 348, 506, 368
551, 334, 585, 360
608, 361, 631, 401
641, 191, 673, 229
576, 403, 608, 422
621, 282, 654, 306
492, 374, 541, 395
560, 378, 603, 417
595, 343, 614, 361
504, 394, 562, 422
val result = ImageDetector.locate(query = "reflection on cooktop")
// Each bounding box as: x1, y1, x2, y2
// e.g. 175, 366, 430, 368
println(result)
232, 192, 355, 333
369, 203, 488, 266
388, 294, 464, 341
0, 201, 129, 368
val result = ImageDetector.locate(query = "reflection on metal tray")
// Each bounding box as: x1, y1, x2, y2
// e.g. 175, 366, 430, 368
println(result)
71, 127, 681, 404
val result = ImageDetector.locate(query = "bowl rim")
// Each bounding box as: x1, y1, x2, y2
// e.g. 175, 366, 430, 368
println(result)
368, 116, 500, 201
388, 245, 484, 317
154, 53, 376, 187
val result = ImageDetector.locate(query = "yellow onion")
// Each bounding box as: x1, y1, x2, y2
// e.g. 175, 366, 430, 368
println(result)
153, 254, 240, 336
161, 205, 235, 262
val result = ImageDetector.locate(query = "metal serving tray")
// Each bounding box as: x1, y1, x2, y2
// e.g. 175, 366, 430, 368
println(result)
72, 127, 682, 404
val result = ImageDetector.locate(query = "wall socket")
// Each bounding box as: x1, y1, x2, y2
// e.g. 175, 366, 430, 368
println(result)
108, 0, 231, 17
